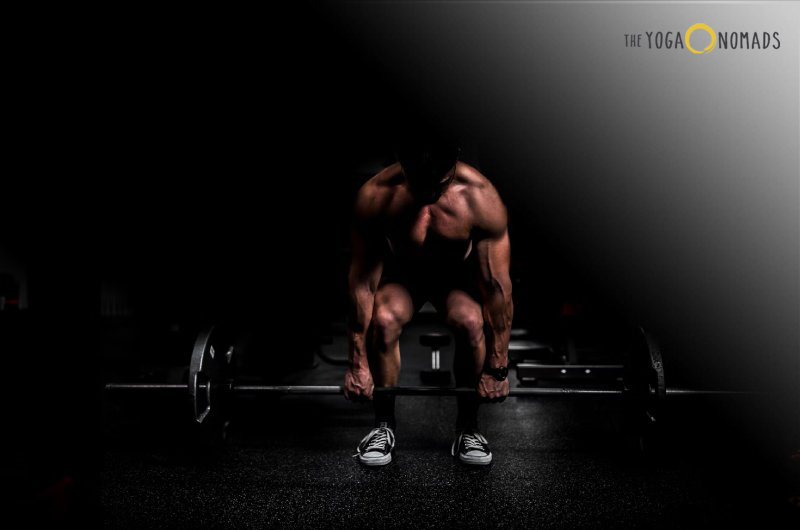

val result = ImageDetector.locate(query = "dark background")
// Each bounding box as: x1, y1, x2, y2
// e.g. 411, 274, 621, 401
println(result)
2, 1, 798, 526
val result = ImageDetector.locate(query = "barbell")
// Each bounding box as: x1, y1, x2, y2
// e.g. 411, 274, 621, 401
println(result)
103, 324, 755, 451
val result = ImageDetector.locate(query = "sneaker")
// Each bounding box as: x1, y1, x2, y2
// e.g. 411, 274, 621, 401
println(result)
354, 422, 395, 466
451, 430, 492, 465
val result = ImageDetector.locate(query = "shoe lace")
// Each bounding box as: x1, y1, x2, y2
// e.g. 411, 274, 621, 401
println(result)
462, 433, 485, 452
353, 426, 393, 457
365, 429, 389, 452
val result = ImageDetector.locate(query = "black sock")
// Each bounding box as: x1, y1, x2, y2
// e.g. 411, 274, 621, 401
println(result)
456, 394, 479, 432
374, 393, 396, 430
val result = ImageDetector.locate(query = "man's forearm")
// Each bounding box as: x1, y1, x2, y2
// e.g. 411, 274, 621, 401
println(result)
482, 287, 513, 368
347, 284, 375, 370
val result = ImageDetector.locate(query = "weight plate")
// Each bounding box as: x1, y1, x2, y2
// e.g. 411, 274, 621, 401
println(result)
189, 325, 235, 424
623, 326, 667, 452
640, 327, 666, 425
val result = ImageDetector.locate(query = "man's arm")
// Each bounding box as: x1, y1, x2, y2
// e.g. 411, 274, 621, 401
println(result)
344, 185, 384, 399
347, 217, 383, 370
472, 183, 513, 375
476, 229, 513, 370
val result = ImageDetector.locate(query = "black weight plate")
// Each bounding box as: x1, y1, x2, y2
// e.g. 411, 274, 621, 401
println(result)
189, 325, 235, 424
623, 326, 667, 453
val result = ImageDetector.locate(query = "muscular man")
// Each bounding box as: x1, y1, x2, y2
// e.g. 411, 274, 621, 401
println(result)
344, 135, 513, 466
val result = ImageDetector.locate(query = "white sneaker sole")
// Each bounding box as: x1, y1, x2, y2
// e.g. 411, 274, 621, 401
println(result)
358, 452, 392, 466
457, 452, 492, 465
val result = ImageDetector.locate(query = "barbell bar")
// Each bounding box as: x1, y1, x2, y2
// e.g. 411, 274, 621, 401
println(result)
104, 383, 753, 397
104, 383, 625, 396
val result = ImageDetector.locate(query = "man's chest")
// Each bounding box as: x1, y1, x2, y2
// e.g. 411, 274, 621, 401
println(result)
385, 205, 474, 262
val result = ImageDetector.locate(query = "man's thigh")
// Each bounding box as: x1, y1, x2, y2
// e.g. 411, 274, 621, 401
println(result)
433, 289, 485, 339
431, 288, 486, 376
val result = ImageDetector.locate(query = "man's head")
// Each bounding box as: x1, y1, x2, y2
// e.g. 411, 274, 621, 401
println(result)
395, 135, 460, 205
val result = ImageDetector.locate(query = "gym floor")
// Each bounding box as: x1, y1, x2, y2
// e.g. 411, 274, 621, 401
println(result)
102, 322, 799, 529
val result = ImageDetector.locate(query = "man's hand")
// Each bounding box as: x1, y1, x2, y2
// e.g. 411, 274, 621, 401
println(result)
344, 365, 375, 401
477, 372, 510, 403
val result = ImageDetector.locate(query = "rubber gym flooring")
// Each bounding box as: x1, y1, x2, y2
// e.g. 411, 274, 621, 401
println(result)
102, 322, 799, 529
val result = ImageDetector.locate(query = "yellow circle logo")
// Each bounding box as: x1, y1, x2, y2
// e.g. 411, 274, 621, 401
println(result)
686, 23, 716, 54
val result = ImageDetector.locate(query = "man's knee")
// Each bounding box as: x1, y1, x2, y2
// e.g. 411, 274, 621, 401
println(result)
373, 306, 406, 347
447, 309, 484, 347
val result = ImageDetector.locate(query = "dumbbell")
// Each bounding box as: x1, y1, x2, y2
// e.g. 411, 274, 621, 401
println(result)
419, 332, 451, 385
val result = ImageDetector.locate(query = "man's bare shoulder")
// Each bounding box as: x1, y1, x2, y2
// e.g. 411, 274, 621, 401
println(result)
353, 163, 405, 222
456, 163, 508, 237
